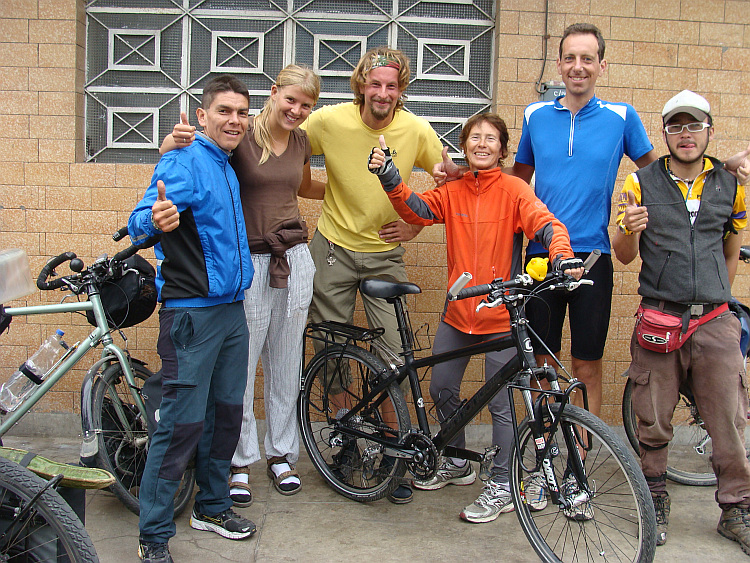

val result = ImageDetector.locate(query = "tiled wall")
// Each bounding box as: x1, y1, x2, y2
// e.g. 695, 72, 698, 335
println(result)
1, 0, 749, 426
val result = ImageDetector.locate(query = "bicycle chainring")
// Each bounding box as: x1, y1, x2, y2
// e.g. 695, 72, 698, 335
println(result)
403, 433, 439, 481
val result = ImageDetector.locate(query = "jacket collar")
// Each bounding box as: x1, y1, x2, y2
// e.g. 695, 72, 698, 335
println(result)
552, 95, 599, 114
195, 131, 232, 161
460, 167, 504, 194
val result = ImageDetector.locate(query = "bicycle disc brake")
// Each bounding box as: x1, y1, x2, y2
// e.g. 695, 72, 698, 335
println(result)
403, 433, 439, 481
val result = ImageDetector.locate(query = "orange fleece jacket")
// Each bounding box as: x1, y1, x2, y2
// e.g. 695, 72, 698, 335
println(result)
386, 167, 574, 334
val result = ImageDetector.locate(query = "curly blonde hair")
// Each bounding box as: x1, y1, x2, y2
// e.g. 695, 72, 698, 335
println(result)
350, 46, 410, 111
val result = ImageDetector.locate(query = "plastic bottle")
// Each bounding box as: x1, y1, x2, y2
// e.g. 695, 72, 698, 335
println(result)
0, 329, 69, 413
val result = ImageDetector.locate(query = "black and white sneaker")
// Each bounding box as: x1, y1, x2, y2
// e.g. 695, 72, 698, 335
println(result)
189, 506, 257, 540
138, 541, 173, 563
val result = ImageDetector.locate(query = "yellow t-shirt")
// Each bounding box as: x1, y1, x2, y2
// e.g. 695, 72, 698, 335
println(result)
616, 158, 747, 234
301, 102, 443, 252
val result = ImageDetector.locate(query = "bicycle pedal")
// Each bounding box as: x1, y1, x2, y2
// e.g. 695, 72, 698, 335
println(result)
479, 445, 500, 481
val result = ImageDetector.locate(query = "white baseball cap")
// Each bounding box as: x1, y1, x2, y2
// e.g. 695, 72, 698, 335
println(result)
662, 90, 711, 124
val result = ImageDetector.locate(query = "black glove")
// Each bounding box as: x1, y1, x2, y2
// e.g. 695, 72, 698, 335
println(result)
552, 256, 585, 272
368, 146, 402, 191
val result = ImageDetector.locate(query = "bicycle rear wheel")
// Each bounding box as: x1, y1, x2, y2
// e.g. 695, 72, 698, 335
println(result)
91, 362, 195, 516
511, 403, 656, 563
622, 375, 717, 486
298, 344, 410, 502
0, 456, 98, 562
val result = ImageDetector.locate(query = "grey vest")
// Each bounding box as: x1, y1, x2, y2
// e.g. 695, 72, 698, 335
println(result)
636, 156, 736, 304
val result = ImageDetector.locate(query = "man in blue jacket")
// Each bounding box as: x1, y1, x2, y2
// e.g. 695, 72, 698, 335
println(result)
129, 74, 255, 563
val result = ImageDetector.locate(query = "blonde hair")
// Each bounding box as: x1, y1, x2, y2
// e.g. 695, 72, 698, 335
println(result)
350, 46, 410, 111
254, 64, 321, 165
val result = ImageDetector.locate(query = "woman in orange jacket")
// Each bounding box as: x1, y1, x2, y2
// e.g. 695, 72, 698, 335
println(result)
369, 113, 582, 524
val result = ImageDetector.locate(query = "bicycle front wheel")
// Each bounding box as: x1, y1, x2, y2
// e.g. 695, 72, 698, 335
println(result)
298, 344, 411, 502
91, 362, 195, 516
622, 375, 717, 486
511, 403, 656, 563
0, 456, 98, 562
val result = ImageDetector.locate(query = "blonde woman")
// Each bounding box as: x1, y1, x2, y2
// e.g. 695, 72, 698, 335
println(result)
161, 65, 322, 503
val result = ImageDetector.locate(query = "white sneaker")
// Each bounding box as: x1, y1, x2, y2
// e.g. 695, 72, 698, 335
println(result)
561, 474, 594, 521
413, 457, 476, 491
460, 479, 514, 523
524, 472, 548, 511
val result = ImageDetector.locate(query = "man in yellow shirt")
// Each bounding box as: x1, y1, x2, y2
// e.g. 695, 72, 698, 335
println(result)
614, 90, 750, 554
302, 46, 443, 503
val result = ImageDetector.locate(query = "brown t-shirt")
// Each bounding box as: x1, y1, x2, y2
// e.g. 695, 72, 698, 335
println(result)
232, 122, 311, 239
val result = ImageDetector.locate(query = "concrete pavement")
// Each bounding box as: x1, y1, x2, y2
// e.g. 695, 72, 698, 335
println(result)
1, 433, 744, 562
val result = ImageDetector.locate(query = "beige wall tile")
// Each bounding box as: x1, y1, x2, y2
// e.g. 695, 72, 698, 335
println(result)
38, 43, 77, 68
0, 1, 37, 19
0, 91, 38, 115
69, 163, 116, 188
0, 138, 38, 162
26, 208, 72, 232
28, 18, 77, 44
90, 187, 140, 212
29, 67, 76, 91
29, 114, 76, 140
681, 0, 729, 22
636, 0, 682, 19
590, 0, 634, 17
700, 22, 745, 47
25, 162, 69, 186
0, 115, 30, 137
721, 46, 750, 71
39, 139, 75, 162
38, 91, 76, 115
0, 67, 30, 90
698, 69, 743, 94
632, 42, 678, 67
45, 185, 91, 210
678, 44, 724, 69
0, 43, 38, 68
0, 18, 30, 42
39, 0, 78, 20
611, 17, 657, 42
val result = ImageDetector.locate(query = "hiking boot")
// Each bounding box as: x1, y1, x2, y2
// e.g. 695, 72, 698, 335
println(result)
189, 506, 256, 540
524, 472, 548, 511
413, 457, 476, 491
138, 541, 173, 563
460, 479, 514, 523
561, 474, 594, 521
718, 505, 750, 555
653, 493, 670, 546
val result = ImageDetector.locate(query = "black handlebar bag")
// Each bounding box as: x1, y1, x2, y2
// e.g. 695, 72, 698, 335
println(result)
86, 255, 157, 329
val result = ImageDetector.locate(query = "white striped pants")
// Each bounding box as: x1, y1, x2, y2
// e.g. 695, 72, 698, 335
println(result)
231, 243, 315, 467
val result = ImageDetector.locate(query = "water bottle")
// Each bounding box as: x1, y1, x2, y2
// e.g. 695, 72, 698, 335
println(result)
0, 329, 68, 413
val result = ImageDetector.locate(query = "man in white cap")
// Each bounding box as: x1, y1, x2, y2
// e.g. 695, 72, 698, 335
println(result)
614, 90, 750, 554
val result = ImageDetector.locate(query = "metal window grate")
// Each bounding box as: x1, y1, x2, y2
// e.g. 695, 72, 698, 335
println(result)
85, 0, 494, 163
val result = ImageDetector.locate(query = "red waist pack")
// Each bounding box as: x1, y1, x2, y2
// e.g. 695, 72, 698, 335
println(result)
635, 303, 728, 353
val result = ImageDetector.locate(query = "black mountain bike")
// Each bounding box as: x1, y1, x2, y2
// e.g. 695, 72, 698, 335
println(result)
298, 257, 656, 563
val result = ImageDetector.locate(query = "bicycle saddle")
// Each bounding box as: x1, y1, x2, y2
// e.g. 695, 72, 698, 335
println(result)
360, 276, 421, 298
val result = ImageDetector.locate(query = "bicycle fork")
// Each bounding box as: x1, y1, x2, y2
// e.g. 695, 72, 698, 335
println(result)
517, 375, 593, 510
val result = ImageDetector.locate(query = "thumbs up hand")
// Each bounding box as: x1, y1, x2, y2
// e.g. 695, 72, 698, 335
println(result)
724, 141, 750, 186
172, 111, 196, 147
368, 135, 389, 170
368, 135, 402, 191
151, 180, 180, 232
432, 146, 463, 187
620, 190, 648, 233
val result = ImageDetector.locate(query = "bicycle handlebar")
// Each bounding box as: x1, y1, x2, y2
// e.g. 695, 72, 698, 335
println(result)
36, 227, 160, 292
37, 252, 77, 290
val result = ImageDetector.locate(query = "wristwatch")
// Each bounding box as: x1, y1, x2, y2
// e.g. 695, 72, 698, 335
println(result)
150, 212, 163, 232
